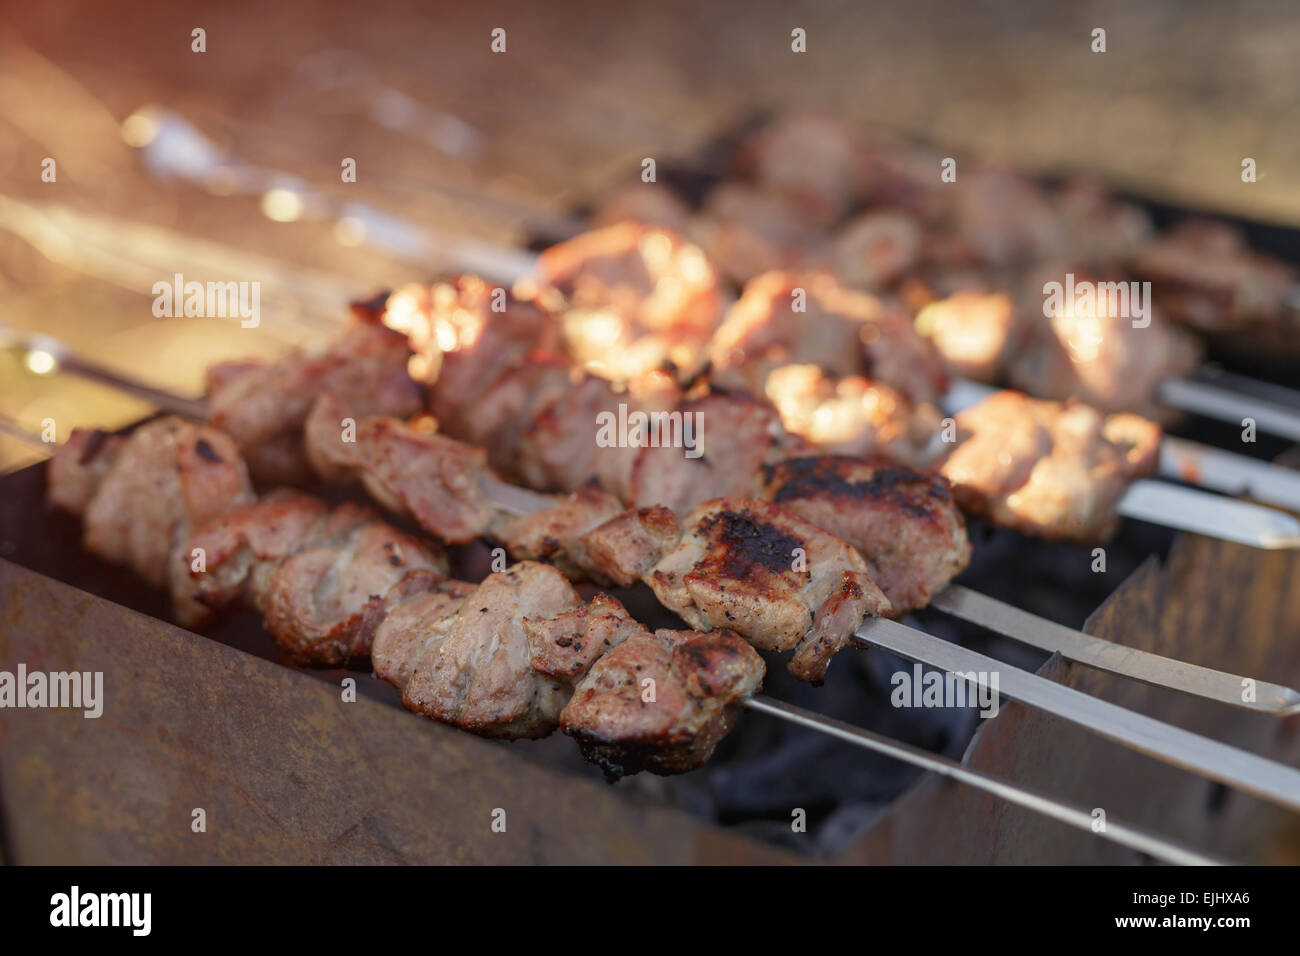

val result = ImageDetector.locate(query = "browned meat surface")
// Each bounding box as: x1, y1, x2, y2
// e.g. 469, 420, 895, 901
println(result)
825, 210, 923, 291
645, 498, 889, 683
710, 270, 948, 403
492, 485, 626, 582
206, 320, 422, 484
387, 277, 559, 426
1007, 266, 1202, 417
561, 627, 764, 778
691, 183, 821, 284
189, 492, 367, 613
757, 456, 970, 614
1053, 177, 1154, 267
628, 391, 786, 513
261, 516, 447, 665
732, 113, 867, 226
375, 562, 589, 738
48, 418, 254, 627
938, 390, 1161, 542
45, 428, 122, 515
536, 222, 726, 378
524, 592, 647, 682
914, 289, 1022, 382
949, 170, 1066, 269
304, 392, 500, 544
580, 506, 681, 587
754, 364, 939, 464
1128, 219, 1297, 332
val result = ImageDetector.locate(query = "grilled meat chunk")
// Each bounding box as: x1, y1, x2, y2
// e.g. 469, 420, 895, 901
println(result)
1128, 219, 1297, 332
758, 456, 970, 614
492, 485, 626, 583
644, 498, 889, 683
753, 363, 939, 464
261, 515, 448, 665
591, 183, 693, 233
48, 418, 254, 627
579, 506, 681, 587
206, 320, 422, 484
536, 222, 726, 379
938, 390, 1161, 542
1006, 266, 1202, 417
825, 210, 924, 291
691, 183, 821, 284
304, 391, 500, 544
561, 627, 764, 778
375, 562, 591, 738
914, 289, 1021, 382
710, 270, 948, 404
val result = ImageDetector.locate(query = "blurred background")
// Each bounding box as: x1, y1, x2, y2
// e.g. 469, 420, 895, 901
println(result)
2, 0, 1299, 471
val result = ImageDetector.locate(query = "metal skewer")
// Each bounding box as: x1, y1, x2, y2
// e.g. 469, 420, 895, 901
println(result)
855, 618, 1300, 813
744, 695, 1222, 865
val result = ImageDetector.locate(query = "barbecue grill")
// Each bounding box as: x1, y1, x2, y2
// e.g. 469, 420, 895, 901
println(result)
3, 111, 1300, 866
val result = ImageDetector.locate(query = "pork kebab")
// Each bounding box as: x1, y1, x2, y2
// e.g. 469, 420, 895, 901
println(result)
44, 417, 764, 778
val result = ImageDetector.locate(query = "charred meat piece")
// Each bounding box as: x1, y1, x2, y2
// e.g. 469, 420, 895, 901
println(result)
758, 456, 970, 614
536, 222, 726, 379
644, 498, 889, 684
261, 515, 448, 666
206, 320, 422, 484
938, 390, 1161, 542
561, 627, 764, 778
304, 392, 500, 544
710, 270, 948, 403
48, 418, 254, 627
579, 506, 681, 587
1128, 218, 1297, 332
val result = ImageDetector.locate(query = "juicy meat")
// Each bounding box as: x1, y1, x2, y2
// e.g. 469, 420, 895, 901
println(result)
754, 363, 939, 465
536, 222, 726, 379
644, 498, 889, 683
757, 456, 971, 614
1006, 265, 1202, 417
591, 183, 693, 233
1128, 218, 1297, 332
48, 418, 254, 627
825, 210, 923, 291
492, 485, 626, 583
386, 277, 558, 425
733, 113, 867, 226
206, 320, 422, 484
1053, 177, 1154, 267
304, 391, 500, 543
938, 390, 1161, 542
561, 628, 764, 778
628, 391, 786, 513
710, 270, 948, 403
375, 562, 589, 738
691, 183, 821, 284
579, 506, 681, 587
914, 289, 1022, 382
261, 515, 448, 665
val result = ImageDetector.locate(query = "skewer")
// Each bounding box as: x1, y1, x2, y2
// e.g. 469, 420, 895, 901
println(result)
941, 379, 1300, 526
461, 481, 1300, 810
26, 416, 1223, 864
855, 619, 1300, 812
744, 695, 1222, 865
9, 330, 1300, 709
1157, 377, 1300, 444
18, 322, 1300, 548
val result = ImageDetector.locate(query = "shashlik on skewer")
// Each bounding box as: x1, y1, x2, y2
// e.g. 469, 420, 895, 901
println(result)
44, 419, 765, 772
34, 415, 1239, 859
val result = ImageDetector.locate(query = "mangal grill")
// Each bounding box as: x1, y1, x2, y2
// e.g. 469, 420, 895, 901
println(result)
2, 112, 1300, 865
